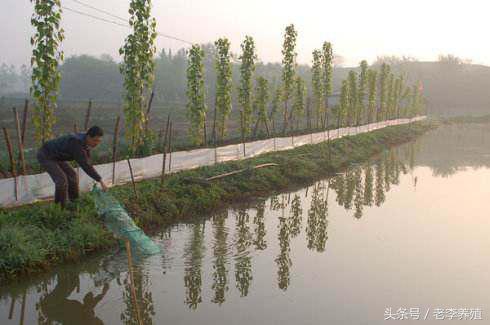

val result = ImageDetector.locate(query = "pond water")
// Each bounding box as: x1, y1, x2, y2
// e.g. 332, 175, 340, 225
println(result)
1, 123, 490, 325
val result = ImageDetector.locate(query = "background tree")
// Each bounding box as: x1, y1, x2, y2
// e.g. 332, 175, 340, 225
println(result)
186, 45, 207, 145
367, 69, 377, 123
281, 24, 298, 133
347, 71, 358, 127
321, 42, 333, 129
30, 0, 64, 143
238, 36, 257, 139
119, 0, 157, 150
311, 49, 323, 129
291, 76, 305, 130
213, 38, 233, 143
357, 60, 368, 125
252, 76, 270, 136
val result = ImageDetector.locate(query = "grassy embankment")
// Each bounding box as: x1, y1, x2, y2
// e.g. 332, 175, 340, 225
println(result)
0, 121, 436, 281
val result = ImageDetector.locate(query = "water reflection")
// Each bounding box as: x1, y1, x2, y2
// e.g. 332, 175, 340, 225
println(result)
3, 124, 490, 324
38, 271, 108, 324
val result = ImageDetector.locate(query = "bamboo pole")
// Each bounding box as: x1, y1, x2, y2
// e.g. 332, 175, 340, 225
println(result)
13, 107, 26, 175
125, 240, 143, 325
206, 163, 278, 181
3, 127, 17, 201
144, 90, 154, 132
127, 158, 138, 198
167, 122, 173, 173
160, 115, 170, 184
112, 116, 121, 185
84, 99, 92, 130
19, 291, 26, 325
8, 297, 15, 319
74, 123, 80, 179
20, 99, 28, 144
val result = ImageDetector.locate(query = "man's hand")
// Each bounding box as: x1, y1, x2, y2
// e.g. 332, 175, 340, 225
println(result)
100, 180, 108, 192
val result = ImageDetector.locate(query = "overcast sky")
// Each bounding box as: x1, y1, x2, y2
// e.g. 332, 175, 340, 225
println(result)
1, 0, 489, 68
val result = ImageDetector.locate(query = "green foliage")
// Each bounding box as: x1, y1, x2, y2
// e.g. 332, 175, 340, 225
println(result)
30, 0, 64, 143
119, 0, 157, 151
311, 49, 323, 128
291, 76, 305, 130
321, 42, 333, 128
214, 38, 233, 142
186, 45, 207, 145
281, 24, 298, 133
367, 69, 377, 123
238, 36, 257, 138
347, 71, 358, 126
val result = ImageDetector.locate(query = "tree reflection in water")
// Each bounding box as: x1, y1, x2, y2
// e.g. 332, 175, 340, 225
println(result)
234, 208, 253, 297
183, 223, 205, 310
211, 211, 229, 305
2, 138, 431, 320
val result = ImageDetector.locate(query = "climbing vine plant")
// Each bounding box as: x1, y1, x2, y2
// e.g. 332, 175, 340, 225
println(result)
30, 0, 64, 144
281, 24, 298, 133
292, 76, 305, 130
186, 45, 207, 145
367, 69, 377, 123
238, 36, 257, 138
253, 76, 270, 136
213, 38, 232, 143
321, 42, 333, 128
119, 0, 157, 151
338, 79, 349, 128
357, 60, 368, 125
311, 49, 323, 129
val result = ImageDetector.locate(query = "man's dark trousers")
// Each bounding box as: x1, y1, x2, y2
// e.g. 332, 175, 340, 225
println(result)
37, 149, 79, 207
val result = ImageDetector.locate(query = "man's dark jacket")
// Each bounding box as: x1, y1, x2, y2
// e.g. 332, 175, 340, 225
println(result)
40, 133, 102, 181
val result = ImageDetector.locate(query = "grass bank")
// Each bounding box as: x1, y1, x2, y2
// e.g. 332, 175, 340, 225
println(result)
0, 121, 436, 282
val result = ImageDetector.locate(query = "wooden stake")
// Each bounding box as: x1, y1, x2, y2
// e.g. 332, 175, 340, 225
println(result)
84, 99, 92, 130
13, 107, 26, 175
160, 115, 170, 184
127, 158, 138, 198
125, 240, 143, 325
112, 116, 121, 185
3, 127, 17, 201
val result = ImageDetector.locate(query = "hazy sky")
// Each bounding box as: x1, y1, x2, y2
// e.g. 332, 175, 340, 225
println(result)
1, 0, 489, 68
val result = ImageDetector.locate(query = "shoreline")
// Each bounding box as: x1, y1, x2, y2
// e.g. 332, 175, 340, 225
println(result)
0, 120, 436, 282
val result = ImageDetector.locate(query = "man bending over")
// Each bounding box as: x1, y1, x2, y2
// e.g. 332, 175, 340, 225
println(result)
37, 126, 108, 207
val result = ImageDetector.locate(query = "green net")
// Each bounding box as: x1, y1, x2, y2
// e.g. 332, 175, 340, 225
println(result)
91, 187, 160, 256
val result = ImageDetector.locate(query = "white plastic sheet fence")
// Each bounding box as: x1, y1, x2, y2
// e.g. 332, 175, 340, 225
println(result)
0, 116, 426, 207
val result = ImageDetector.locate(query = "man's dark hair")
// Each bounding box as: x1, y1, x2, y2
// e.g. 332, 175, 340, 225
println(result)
87, 126, 104, 137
